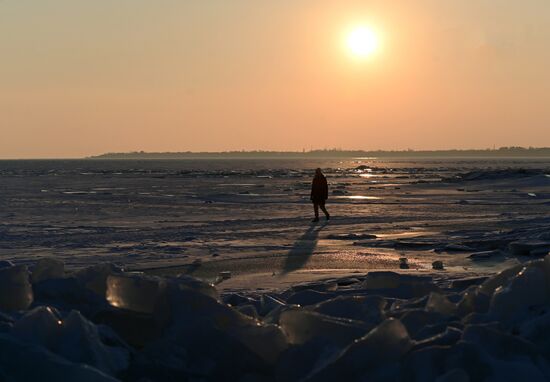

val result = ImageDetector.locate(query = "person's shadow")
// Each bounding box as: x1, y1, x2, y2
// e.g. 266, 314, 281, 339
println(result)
282, 222, 327, 274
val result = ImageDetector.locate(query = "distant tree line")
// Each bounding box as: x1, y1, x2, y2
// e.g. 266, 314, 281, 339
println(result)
87, 147, 550, 159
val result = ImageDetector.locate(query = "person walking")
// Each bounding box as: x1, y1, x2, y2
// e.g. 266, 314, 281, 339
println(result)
310, 168, 330, 222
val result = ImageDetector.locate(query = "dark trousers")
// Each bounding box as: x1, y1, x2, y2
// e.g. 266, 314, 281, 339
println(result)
313, 200, 329, 218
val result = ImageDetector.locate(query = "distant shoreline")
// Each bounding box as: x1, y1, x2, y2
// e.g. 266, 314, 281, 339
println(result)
88, 147, 550, 159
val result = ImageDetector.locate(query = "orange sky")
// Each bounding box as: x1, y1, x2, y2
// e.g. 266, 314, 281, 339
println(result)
1, 1, 550, 158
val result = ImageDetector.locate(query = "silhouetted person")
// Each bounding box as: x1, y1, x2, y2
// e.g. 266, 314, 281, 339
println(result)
310, 168, 330, 222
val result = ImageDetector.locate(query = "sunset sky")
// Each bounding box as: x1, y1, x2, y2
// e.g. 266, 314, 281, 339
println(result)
2, 0, 550, 158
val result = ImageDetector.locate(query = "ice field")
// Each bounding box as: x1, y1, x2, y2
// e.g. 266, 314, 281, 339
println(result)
1, 158, 549, 288
0, 158, 549, 381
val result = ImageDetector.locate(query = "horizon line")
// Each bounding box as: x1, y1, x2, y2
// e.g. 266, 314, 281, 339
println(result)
2, 146, 550, 160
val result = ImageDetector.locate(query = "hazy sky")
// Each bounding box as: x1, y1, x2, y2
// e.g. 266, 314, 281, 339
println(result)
2, 0, 550, 158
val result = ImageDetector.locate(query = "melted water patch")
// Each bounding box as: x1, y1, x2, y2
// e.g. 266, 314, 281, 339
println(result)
333, 195, 381, 200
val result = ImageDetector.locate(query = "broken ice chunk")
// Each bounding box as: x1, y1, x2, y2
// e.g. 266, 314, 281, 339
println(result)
530, 247, 549, 256
287, 290, 336, 306
456, 286, 490, 316
435, 368, 470, 382
13, 307, 129, 376
279, 307, 368, 346
363, 271, 401, 289
468, 250, 500, 260
509, 241, 550, 256
236, 304, 259, 319
479, 263, 524, 297
307, 318, 412, 380
31, 258, 65, 284
106, 273, 167, 314
311, 295, 386, 324
425, 292, 456, 316
490, 264, 548, 319
326, 233, 376, 240
439, 244, 474, 252
362, 271, 437, 298
231, 321, 288, 365
400, 310, 449, 338
0, 265, 33, 311
174, 274, 219, 300
58, 310, 129, 375
451, 276, 489, 290
0, 260, 14, 269
167, 287, 288, 365
520, 311, 550, 353
259, 294, 286, 316
0, 333, 119, 382
13, 306, 62, 347
74, 263, 123, 298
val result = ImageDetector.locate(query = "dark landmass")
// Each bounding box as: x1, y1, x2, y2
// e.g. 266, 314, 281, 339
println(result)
88, 147, 550, 159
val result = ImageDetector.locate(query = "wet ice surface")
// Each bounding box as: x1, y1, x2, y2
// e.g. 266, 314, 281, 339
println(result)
0, 158, 549, 288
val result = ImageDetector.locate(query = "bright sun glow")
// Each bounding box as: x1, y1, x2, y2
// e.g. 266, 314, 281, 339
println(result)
346, 26, 379, 58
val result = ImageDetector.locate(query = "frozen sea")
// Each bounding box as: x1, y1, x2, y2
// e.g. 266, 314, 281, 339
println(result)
1, 157, 549, 290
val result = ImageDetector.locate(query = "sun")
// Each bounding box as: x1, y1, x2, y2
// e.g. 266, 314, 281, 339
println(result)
346, 26, 379, 59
